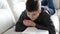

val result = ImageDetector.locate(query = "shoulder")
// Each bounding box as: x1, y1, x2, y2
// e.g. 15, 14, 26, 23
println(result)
20, 10, 27, 17
18, 10, 27, 19
41, 11, 51, 18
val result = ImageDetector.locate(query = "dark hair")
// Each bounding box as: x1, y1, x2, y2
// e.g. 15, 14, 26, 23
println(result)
26, 0, 39, 12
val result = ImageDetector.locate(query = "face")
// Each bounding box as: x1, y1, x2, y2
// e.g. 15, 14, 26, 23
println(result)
26, 0, 41, 20
27, 10, 41, 20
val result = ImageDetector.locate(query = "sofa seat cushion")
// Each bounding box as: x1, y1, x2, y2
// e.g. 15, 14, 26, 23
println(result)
3, 26, 49, 34
0, 9, 15, 34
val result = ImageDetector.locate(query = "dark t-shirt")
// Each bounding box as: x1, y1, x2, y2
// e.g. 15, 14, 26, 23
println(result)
15, 10, 56, 34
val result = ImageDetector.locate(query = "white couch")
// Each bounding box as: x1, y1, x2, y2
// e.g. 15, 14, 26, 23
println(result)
0, 10, 59, 34
0, 0, 59, 34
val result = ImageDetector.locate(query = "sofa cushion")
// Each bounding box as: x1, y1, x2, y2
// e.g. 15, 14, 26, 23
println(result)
0, 9, 15, 34
51, 13, 59, 33
57, 9, 60, 17
3, 26, 59, 34
3, 26, 49, 34
3, 26, 22, 34
57, 9, 60, 33
23, 27, 49, 34
12, 2, 26, 22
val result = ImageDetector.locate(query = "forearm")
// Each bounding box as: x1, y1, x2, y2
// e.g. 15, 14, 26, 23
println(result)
35, 24, 48, 30
35, 24, 56, 34
15, 22, 27, 32
47, 25, 56, 34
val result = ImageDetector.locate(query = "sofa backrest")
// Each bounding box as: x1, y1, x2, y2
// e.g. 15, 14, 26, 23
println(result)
53, 0, 60, 9
0, 9, 15, 34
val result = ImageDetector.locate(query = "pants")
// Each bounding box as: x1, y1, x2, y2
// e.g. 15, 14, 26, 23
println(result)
41, 0, 55, 15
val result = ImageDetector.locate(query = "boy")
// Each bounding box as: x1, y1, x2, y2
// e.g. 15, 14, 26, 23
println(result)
15, 0, 56, 34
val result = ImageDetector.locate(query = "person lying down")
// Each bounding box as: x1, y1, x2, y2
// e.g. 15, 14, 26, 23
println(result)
15, 0, 56, 34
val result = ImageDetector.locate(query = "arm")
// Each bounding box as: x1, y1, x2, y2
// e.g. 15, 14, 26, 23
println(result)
23, 19, 48, 30
15, 12, 27, 32
35, 24, 48, 30
43, 13, 56, 34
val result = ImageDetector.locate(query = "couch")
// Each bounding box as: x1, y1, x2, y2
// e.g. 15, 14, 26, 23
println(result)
0, 0, 59, 34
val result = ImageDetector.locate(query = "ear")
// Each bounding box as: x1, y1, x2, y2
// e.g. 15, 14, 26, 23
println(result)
38, 9, 40, 13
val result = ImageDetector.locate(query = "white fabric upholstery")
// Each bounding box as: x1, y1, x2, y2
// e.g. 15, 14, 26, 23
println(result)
57, 9, 60, 17
4, 26, 49, 34
57, 9, 60, 33
23, 27, 48, 34
3, 26, 22, 34
53, 0, 60, 9
51, 14, 59, 33
0, 9, 15, 34
53, 0, 60, 33
11, 2, 26, 22
3, 26, 59, 34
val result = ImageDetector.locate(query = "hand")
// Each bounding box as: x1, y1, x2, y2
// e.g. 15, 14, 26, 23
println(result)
23, 19, 36, 27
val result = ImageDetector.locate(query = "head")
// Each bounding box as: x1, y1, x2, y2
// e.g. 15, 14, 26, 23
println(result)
26, 0, 41, 20
26, 0, 39, 11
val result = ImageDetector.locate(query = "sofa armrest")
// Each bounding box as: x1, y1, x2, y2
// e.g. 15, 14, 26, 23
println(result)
51, 14, 59, 33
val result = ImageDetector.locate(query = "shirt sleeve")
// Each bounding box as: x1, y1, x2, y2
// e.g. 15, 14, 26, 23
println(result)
42, 12, 56, 34
35, 24, 48, 30
15, 12, 27, 32
35, 12, 56, 34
